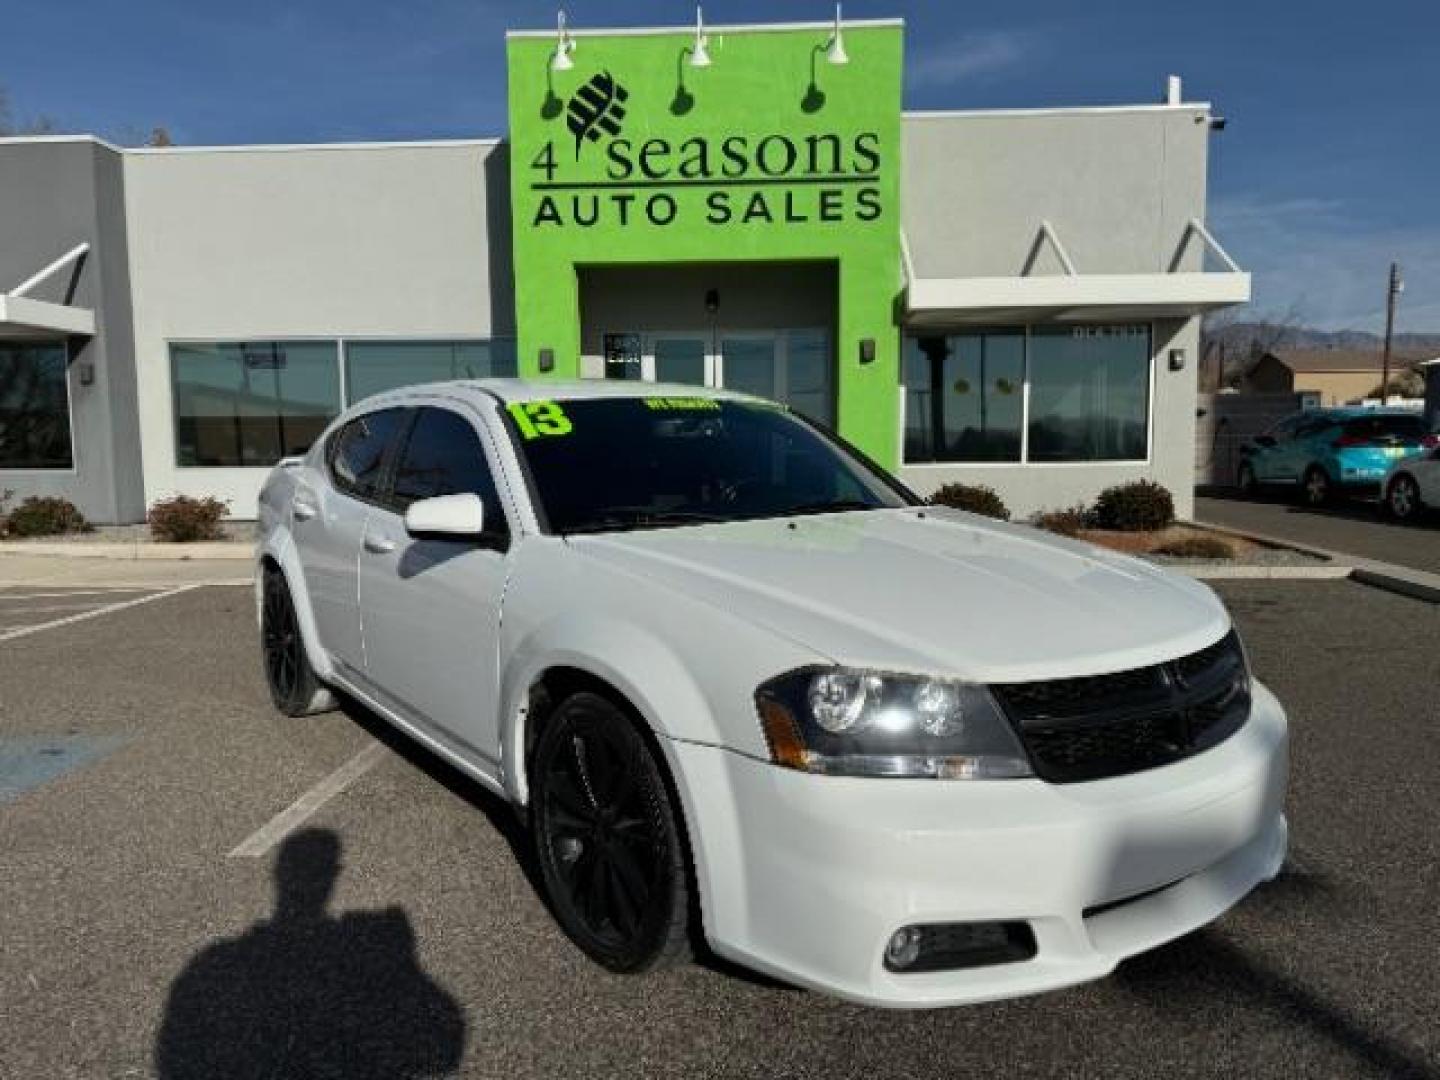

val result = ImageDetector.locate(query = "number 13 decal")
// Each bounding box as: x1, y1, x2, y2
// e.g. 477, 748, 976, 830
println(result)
508, 400, 573, 439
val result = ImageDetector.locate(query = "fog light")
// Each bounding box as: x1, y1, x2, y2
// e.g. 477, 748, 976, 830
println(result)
884, 927, 923, 970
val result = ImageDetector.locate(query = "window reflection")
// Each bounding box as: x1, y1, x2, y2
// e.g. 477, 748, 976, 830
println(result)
172, 341, 340, 467
0, 342, 72, 469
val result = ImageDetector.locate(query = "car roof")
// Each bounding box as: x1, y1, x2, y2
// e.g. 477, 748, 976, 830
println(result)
1297, 407, 1420, 421
352, 378, 763, 410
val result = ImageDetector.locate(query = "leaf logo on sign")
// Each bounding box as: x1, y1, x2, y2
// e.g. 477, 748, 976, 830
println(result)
565, 72, 629, 160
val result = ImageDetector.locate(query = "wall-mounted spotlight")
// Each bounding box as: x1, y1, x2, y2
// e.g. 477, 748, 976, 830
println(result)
691, 7, 712, 68
551, 10, 576, 72
824, 3, 849, 66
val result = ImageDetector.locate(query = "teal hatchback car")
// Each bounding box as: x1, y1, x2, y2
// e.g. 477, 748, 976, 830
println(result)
1238, 408, 1437, 505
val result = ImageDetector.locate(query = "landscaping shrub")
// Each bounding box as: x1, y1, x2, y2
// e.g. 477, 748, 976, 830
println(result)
2, 496, 93, 538
1152, 534, 1235, 560
929, 483, 1010, 521
148, 495, 229, 543
1092, 480, 1175, 532
1032, 504, 1091, 538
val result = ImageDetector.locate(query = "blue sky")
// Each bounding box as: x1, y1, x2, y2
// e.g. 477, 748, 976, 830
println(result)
3, 0, 1434, 331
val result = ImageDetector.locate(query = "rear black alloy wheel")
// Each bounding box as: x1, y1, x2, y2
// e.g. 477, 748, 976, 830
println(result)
261, 569, 330, 717
531, 692, 690, 973
1387, 475, 1422, 521
1301, 466, 1331, 507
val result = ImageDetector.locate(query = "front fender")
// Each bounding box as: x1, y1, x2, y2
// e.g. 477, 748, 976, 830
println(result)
498, 613, 718, 807
256, 529, 335, 683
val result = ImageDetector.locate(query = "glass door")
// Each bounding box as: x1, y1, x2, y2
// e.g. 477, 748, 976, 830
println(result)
718, 330, 833, 428
649, 334, 710, 387
600, 328, 832, 427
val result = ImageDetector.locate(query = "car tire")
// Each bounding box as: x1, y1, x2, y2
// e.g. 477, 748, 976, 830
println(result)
1386, 474, 1423, 522
1301, 467, 1331, 507
260, 567, 335, 717
530, 691, 691, 974
1238, 462, 1259, 496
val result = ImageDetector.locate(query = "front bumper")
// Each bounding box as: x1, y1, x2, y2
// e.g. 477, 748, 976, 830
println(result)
668, 679, 1289, 1008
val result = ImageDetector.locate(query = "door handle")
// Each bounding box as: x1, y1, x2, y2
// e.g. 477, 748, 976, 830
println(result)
363, 533, 397, 555
293, 500, 318, 521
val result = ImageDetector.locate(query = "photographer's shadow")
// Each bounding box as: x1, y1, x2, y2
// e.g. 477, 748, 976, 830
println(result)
155, 829, 466, 1079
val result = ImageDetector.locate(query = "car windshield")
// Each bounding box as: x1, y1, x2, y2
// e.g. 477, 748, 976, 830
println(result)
506, 396, 915, 535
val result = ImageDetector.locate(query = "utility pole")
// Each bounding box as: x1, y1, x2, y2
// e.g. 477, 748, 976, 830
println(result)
1380, 262, 1403, 405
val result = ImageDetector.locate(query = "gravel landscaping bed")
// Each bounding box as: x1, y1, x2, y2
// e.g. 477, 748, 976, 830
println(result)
3, 522, 257, 545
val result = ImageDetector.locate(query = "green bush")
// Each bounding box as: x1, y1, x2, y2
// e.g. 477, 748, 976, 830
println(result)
1153, 534, 1235, 560
148, 495, 229, 543
929, 483, 1010, 521
1092, 481, 1175, 532
2, 496, 93, 538
1033, 504, 1091, 538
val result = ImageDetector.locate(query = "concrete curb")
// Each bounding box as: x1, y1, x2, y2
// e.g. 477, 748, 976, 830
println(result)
1169, 564, 1354, 581
1193, 518, 1440, 604
0, 541, 252, 561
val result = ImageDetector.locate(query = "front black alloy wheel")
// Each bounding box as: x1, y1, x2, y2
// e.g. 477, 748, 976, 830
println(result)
261, 568, 332, 717
531, 692, 690, 973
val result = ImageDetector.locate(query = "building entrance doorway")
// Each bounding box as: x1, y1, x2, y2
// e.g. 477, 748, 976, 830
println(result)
601, 328, 833, 427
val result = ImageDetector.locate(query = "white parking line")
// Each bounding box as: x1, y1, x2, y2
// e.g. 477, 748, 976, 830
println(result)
0, 584, 206, 644
228, 742, 388, 859
0, 589, 154, 600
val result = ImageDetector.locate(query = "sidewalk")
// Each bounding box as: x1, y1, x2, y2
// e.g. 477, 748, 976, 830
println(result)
0, 552, 252, 587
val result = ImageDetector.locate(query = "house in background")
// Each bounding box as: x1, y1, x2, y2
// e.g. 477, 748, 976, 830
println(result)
1241, 348, 1425, 405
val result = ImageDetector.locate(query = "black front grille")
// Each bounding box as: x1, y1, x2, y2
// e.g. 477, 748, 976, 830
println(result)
992, 632, 1250, 783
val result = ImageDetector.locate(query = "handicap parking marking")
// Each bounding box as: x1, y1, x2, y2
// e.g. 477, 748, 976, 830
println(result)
0, 734, 130, 804
0, 584, 206, 644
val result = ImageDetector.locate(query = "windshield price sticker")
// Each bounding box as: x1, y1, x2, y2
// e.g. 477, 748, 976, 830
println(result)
508, 400, 573, 439
644, 397, 722, 412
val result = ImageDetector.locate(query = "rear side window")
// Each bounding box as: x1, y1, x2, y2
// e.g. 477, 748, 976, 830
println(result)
1342, 415, 1427, 442
391, 407, 508, 537
328, 408, 405, 502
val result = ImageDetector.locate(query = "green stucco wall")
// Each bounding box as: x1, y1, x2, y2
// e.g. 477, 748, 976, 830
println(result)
505, 22, 904, 465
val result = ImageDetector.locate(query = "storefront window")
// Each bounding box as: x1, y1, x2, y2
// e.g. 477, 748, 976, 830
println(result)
172, 341, 341, 467
1027, 326, 1150, 462
903, 325, 1151, 465
344, 340, 517, 405
903, 331, 1024, 462
0, 342, 73, 469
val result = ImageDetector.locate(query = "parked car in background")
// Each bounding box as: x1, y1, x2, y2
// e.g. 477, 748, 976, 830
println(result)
1238, 408, 1438, 506
256, 380, 1288, 1008
1382, 443, 1440, 522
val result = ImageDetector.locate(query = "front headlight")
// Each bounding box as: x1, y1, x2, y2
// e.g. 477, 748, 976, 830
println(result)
755, 668, 1033, 779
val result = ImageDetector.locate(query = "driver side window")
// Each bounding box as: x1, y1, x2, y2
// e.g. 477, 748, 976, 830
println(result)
390, 407, 509, 543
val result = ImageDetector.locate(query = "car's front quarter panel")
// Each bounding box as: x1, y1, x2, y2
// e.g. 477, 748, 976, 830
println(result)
496, 536, 826, 802
254, 459, 337, 683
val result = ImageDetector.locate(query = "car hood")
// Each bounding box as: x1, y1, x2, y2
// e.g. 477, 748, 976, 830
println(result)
568, 507, 1231, 683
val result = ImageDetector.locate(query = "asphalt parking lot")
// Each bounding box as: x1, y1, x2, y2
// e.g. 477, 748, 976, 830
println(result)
2, 579, 1438, 1078
1197, 492, 1440, 575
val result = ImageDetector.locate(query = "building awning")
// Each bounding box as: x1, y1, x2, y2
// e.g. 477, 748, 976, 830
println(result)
904, 219, 1251, 326
0, 293, 96, 339
1, 243, 96, 339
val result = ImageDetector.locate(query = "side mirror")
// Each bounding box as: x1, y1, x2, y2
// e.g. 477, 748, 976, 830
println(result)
1253, 435, 1277, 449
404, 493, 486, 539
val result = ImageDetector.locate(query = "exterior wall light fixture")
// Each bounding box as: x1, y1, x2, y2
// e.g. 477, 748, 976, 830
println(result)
538, 347, 556, 373
691, 7, 713, 68
551, 10, 576, 72
859, 337, 876, 364
825, 4, 849, 66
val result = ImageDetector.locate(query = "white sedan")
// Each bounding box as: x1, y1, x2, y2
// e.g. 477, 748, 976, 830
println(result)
1382, 442, 1440, 521
256, 380, 1288, 1008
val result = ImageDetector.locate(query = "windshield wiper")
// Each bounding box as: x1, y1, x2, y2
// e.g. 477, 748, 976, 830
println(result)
560, 509, 729, 536
778, 499, 880, 518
